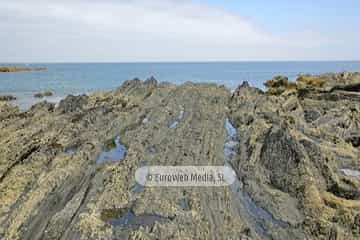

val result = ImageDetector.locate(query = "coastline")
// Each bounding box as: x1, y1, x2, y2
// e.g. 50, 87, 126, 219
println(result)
1, 62, 360, 105
4, 70, 360, 111
3, 0, 360, 238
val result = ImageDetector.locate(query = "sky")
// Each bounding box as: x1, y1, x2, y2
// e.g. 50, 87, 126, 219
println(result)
0, 0, 359, 62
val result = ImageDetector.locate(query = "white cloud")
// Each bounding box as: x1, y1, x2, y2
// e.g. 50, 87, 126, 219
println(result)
0, 0, 357, 62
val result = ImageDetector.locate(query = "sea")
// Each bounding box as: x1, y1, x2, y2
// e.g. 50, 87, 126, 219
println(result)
0, 61, 360, 110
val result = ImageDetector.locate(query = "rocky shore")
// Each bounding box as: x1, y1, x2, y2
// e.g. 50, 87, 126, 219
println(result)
0, 72, 359, 240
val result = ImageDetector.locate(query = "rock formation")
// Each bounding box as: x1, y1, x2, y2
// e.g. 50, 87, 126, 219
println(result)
0, 73, 359, 239
0, 95, 16, 101
0, 66, 47, 73
34, 91, 54, 98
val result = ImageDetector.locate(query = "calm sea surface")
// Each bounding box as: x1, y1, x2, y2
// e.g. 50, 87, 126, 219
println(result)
1, 61, 360, 110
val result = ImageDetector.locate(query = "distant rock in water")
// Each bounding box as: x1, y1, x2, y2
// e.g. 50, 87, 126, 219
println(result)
33, 91, 53, 98
0, 95, 16, 101
0, 66, 47, 72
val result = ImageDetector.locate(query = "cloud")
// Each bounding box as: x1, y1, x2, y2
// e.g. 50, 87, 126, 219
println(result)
0, 0, 356, 61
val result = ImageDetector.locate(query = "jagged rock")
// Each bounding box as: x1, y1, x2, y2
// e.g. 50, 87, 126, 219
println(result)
57, 94, 89, 113
29, 101, 55, 112
0, 102, 19, 121
145, 76, 158, 85
0, 73, 359, 240
260, 126, 304, 194
229, 72, 360, 239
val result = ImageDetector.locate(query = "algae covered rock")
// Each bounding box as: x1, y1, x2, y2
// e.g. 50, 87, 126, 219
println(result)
264, 76, 297, 95
296, 74, 326, 88
264, 75, 289, 88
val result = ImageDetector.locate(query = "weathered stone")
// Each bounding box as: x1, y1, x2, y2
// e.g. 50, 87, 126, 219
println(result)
0, 73, 359, 240
57, 94, 89, 113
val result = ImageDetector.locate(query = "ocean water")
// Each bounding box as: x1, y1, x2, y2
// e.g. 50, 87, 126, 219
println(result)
0, 61, 360, 110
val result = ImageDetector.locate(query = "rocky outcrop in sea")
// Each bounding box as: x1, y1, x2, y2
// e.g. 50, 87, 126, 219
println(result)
0, 95, 16, 102
0, 66, 47, 72
0, 73, 359, 240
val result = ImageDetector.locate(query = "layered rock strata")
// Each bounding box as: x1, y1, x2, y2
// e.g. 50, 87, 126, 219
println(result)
0, 73, 359, 239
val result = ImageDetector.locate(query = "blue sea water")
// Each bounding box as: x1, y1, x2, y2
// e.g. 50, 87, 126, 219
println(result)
0, 61, 360, 110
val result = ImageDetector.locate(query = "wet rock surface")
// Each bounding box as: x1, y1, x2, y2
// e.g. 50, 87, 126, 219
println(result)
96, 136, 127, 164
101, 208, 170, 230
0, 73, 359, 239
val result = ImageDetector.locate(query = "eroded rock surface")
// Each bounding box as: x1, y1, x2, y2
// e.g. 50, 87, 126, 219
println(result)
0, 73, 359, 240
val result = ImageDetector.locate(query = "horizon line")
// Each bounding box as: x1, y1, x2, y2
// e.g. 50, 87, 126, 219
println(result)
1, 60, 360, 64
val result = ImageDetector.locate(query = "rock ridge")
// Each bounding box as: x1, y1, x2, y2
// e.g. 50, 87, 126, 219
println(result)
0, 73, 359, 239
